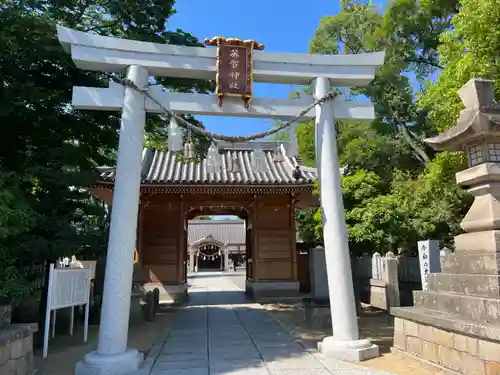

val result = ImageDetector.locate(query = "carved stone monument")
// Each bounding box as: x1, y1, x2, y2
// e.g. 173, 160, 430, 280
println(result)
391, 78, 500, 375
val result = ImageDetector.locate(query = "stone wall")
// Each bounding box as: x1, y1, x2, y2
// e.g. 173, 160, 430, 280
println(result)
0, 324, 36, 375
393, 317, 500, 375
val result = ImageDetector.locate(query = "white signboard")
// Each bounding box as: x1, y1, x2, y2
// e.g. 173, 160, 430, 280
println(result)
417, 240, 441, 291
43, 264, 91, 358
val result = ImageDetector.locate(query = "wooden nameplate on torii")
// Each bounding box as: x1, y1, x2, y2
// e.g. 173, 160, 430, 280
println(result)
204, 36, 264, 108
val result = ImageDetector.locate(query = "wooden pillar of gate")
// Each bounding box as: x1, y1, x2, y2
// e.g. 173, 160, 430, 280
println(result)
139, 195, 185, 285
252, 194, 297, 282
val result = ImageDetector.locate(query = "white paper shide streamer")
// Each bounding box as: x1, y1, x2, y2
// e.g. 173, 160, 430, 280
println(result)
206, 142, 222, 174
167, 117, 183, 152
252, 148, 268, 174
287, 122, 299, 157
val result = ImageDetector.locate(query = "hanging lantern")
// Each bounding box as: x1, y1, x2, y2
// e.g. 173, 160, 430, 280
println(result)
287, 123, 299, 157
167, 117, 183, 152
252, 148, 268, 174
226, 152, 241, 173
272, 144, 284, 163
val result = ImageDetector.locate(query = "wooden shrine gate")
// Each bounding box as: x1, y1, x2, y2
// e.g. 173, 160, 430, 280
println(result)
93, 142, 318, 302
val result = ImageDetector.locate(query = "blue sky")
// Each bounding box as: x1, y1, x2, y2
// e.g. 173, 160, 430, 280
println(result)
168, 1, 385, 220
168, 0, 385, 137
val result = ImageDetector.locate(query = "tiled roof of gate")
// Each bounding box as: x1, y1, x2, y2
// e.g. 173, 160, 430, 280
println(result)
98, 141, 317, 186
188, 219, 245, 246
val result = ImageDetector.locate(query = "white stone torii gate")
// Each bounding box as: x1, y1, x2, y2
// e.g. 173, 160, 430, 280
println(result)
56, 26, 385, 375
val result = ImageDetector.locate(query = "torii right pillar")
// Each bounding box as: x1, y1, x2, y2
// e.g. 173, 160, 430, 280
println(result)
392, 78, 500, 375
313, 77, 379, 361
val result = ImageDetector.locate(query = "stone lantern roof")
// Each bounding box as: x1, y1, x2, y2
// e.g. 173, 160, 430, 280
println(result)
424, 78, 500, 152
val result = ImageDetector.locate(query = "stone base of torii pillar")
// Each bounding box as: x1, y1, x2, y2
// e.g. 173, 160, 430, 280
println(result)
76, 350, 143, 375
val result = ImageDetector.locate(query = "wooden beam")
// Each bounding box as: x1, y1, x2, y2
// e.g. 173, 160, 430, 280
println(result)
57, 26, 385, 86
72, 82, 375, 121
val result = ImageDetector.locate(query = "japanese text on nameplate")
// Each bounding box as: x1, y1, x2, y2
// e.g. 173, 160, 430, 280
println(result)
219, 45, 248, 95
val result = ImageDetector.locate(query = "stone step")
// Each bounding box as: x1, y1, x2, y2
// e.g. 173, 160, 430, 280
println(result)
441, 252, 500, 275
427, 273, 500, 298
391, 306, 500, 343
413, 290, 500, 325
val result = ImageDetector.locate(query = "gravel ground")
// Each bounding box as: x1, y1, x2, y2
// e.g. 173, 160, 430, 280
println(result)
263, 304, 447, 375
34, 308, 174, 375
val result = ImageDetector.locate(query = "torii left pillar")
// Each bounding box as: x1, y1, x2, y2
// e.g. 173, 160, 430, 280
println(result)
75, 65, 147, 375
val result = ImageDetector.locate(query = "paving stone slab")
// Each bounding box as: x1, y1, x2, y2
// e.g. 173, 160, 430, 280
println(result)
168, 330, 207, 336
254, 342, 303, 350
249, 332, 291, 340
145, 273, 398, 375
151, 359, 209, 370
155, 353, 208, 362
209, 330, 248, 337
161, 342, 207, 350
267, 369, 333, 375
211, 368, 271, 375
257, 347, 307, 361
165, 334, 207, 339
160, 346, 208, 355
150, 367, 209, 375
252, 340, 296, 348
209, 346, 261, 361
210, 358, 267, 373
209, 338, 254, 347
264, 356, 324, 370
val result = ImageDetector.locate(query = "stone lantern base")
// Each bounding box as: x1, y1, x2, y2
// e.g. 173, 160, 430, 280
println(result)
392, 171, 500, 375
391, 206, 500, 374
392, 228, 500, 374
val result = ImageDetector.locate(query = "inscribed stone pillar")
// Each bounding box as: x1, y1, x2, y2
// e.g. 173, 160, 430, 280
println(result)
417, 239, 441, 291
309, 246, 329, 300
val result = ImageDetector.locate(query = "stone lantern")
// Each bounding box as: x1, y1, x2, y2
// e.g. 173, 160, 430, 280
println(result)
390, 78, 500, 375
425, 78, 500, 239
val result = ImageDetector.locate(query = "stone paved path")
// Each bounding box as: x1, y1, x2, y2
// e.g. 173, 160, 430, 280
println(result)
148, 272, 395, 375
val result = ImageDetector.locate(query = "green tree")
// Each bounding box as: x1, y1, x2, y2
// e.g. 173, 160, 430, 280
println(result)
418, 0, 500, 132
0, 0, 211, 310
296, 0, 467, 254
0, 173, 36, 304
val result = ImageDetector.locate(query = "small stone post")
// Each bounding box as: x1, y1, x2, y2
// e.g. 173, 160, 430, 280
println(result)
189, 251, 194, 272
382, 252, 400, 308
224, 246, 229, 272
309, 245, 329, 301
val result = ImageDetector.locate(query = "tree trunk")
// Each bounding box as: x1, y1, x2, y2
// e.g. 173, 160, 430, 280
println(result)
36, 260, 53, 347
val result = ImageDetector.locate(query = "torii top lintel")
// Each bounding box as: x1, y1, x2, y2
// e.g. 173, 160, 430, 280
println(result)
56, 26, 385, 86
